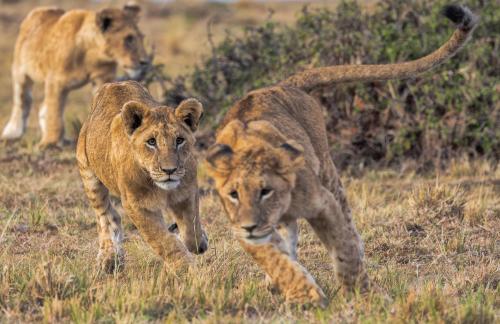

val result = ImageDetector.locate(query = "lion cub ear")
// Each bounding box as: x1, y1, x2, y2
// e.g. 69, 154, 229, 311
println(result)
123, 3, 141, 22
216, 120, 246, 147
277, 140, 305, 173
175, 99, 203, 132
206, 144, 234, 176
96, 9, 114, 33
122, 101, 149, 136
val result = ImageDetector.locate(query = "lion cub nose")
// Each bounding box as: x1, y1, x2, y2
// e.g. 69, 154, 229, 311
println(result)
241, 224, 258, 233
162, 167, 177, 175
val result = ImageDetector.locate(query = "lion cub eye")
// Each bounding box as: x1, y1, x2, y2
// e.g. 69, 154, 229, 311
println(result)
229, 190, 239, 200
176, 137, 185, 147
125, 35, 135, 47
260, 188, 273, 200
146, 138, 156, 147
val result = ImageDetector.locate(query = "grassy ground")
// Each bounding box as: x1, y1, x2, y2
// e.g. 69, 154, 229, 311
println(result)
0, 144, 498, 322
0, 1, 498, 323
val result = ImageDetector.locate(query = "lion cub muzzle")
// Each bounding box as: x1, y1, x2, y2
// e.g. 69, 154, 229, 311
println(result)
234, 223, 274, 245
124, 59, 151, 81
151, 166, 186, 191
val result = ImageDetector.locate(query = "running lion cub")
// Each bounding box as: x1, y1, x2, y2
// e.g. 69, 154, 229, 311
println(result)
77, 81, 208, 272
206, 5, 477, 306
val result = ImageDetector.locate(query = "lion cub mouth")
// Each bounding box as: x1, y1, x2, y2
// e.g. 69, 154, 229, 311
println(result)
239, 231, 272, 245
155, 179, 180, 190
245, 233, 272, 245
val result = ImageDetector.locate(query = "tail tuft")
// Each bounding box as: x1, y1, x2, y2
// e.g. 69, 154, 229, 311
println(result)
442, 4, 478, 31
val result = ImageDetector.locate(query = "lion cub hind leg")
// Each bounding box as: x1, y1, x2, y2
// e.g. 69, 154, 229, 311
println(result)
240, 236, 328, 308
1, 70, 33, 140
79, 167, 124, 273
307, 187, 369, 293
125, 206, 194, 273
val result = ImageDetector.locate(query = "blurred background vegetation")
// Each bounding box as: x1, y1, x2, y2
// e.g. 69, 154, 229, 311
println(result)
0, 0, 343, 144
157, 0, 499, 173
0, 0, 497, 173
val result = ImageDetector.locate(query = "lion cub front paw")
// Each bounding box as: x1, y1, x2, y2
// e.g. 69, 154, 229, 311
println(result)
284, 281, 328, 308
97, 250, 125, 274
264, 274, 280, 294
38, 141, 63, 151
164, 251, 195, 275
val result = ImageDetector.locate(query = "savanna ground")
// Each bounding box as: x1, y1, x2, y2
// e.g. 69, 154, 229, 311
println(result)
0, 1, 498, 323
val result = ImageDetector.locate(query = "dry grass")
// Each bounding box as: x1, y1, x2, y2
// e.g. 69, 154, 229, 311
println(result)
0, 142, 498, 322
0, 1, 498, 323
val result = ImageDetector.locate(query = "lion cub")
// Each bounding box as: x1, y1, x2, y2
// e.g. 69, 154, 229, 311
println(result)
206, 5, 477, 306
2, 4, 150, 147
77, 81, 208, 272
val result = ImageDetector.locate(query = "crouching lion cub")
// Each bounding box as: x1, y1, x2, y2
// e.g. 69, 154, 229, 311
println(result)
77, 81, 208, 272
206, 5, 477, 306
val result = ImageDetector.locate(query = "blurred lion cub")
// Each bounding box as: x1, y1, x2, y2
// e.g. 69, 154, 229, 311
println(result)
2, 4, 151, 147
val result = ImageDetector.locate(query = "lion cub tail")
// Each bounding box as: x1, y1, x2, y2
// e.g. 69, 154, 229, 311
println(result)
280, 4, 478, 92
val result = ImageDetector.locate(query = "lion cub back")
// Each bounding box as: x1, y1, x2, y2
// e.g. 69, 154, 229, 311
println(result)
20, 7, 65, 34
15, 8, 65, 59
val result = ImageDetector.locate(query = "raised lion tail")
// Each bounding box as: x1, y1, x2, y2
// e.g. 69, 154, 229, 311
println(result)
280, 4, 479, 92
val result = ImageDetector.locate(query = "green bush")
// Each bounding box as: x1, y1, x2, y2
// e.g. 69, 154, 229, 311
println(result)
158, 0, 499, 171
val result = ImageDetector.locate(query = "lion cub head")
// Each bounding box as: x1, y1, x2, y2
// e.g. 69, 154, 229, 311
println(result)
96, 4, 150, 79
122, 99, 203, 190
206, 120, 304, 244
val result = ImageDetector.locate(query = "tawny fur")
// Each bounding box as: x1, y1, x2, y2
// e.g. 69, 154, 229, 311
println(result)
2, 4, 150, 147
77, 81, 207, 273
206, 5, 477, 307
